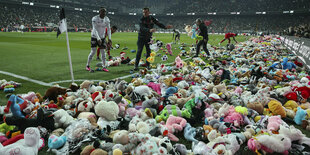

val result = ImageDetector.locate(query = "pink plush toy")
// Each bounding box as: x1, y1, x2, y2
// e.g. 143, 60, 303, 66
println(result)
223, 107, 244, 127
166, 43, 173, 56
126, 108, 141, 118
163, 115, 187, 141
147, 82, 161, 96
175, 56, 183, 69
267, 116, 282, 132
235, 87, 243, 96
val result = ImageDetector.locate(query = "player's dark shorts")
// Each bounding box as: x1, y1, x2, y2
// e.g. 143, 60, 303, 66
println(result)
91, 37, 106, 48
175, 34, 180, 38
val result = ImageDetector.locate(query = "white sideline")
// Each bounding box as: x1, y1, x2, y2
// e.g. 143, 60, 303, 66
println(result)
0, 70, 53, 87
0, 57, 191, 86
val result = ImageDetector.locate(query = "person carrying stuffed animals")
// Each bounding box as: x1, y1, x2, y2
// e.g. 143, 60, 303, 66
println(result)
194, 18, 210, 58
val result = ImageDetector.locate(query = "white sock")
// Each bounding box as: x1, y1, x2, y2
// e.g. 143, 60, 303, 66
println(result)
87, 47, 96, 66
100, 49, 106, 68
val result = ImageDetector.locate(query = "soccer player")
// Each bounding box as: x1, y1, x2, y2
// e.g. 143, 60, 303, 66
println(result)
86, 7, 112, 72
172, 29, 180, 44
219, 32, 238, 44
96, 25, 117, 61
194, 18, 210, 57
133, 7, 173, 71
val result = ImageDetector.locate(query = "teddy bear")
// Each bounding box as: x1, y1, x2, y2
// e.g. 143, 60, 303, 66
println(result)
162, 115, 187, 142
268, 99, 286, 118
0, 127, 41, 155
183, 123, 198, 143
43, 86, 67, 102
48, 134, 67, 149
223, 106, 244, 127
95, 100, 119, 121
294, 107, 307, 125
250, 134, 291, 154
80, 80, 94, 91
278, 125, 310, 147
141, 97, 158, 117
247, 101, 264, 115
168, 93, 194, 109
53, 109, 74, 128
267, 115, 282, 132
81, 140, 108, 155
208, 119, 227, 134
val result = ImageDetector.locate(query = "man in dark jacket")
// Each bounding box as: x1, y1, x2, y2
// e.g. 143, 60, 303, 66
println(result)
133, 7, 173, 71
195, 18, 210, 57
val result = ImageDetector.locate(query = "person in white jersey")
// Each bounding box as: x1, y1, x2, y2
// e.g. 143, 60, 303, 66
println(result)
86, 7, 112, 72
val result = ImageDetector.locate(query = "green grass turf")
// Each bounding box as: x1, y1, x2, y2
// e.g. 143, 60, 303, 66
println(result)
0, 32, 246, 106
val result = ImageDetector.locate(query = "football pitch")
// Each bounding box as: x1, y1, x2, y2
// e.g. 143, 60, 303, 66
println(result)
0, 32, 245, 106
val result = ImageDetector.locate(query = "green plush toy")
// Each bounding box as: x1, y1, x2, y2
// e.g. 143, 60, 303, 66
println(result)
155, 105, 191, 122
183, 97, 202, 115
0, 123, 15, 134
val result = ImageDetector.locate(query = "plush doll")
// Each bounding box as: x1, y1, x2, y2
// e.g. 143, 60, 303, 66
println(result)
166, 43, 173, 56
183, 123, 198, 143
95, 100, 119, 121
279, 125, 310, 147
268, 99, 286, 118
267, 115, 282, 132
223, 106, 244, 127
217, 103, 231, 117
175, 56, 184, 69
163, 115, 187, 141
283, 100, 298, 110
253, 134, 291, 154
4, 108, 55, 132
164, 86, 178, 98
4, 94, 28, 118
43, 86, 67, 102
294, 107, 307, 125
156, 105, 191, 123
0, 127, 41, 155
48, 134, 66, 149
168, 93, 194, 109
270, 57, 296, 70
53, 109, 74, 128
208, 119, 227, 134
147, 82, 161, 95
142, 97, 158, 117
80, 80, 94, 91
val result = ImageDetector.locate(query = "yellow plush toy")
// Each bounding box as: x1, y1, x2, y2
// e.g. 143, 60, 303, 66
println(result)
268, 99, 286, 118
235, 106, 248, 115
283, 100, 298, 110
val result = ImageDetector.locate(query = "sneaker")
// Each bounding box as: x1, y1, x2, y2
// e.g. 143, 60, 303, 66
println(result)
102, 68, 109, 72
86, 66, 91, 71
96, 57, 101, 61
133, 67, 139, 71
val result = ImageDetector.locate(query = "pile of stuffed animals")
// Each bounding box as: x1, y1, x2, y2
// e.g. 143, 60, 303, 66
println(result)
1, 35, 310, 155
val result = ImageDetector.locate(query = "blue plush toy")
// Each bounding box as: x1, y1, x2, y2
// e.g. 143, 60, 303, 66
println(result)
164, 87, 178, 98
48, 135, 67, 149
294, 107, 307, 125
4, 94, 27, 118
4, 88, 15, 93
184, 123, 198, 143
270, 57, 296, 70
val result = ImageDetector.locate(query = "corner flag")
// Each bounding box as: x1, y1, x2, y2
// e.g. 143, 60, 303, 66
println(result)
56, 8, 75, 83
57, 8, 67, 38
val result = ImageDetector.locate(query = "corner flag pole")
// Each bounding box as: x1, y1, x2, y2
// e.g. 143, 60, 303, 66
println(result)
65, 21, 75, 83
57, 8, 74, 83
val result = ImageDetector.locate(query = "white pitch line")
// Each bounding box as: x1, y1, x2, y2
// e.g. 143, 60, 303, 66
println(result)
0, 70, 53, 87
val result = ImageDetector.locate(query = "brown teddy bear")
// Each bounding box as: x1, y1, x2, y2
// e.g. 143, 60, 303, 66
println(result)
81, 140, 108, 155
43, 86, 67, 102
247, 101, 264, 114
